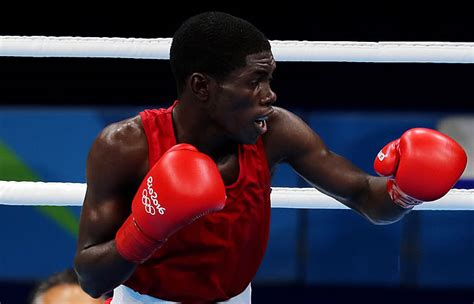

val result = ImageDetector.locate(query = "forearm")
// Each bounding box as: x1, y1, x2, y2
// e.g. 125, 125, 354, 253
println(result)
74, 240, 137, 298
359, 176, 412, 225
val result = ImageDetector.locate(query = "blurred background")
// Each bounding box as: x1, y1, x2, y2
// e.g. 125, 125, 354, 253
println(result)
0, 5, 473, 304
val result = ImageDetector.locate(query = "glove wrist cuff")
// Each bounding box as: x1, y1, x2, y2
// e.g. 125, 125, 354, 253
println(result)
387, 180, 423, 209
115, 215, 163, 264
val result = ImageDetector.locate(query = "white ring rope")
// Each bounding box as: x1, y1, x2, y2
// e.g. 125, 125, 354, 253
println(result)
1, 36, 473, 210
0, 181, 472, 211
1, 36, 474, 63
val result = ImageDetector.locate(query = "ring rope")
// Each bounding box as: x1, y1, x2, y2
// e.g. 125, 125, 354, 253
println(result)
0, 181, 472, 210
1, 36, 474, 62
1, 36, 473, 210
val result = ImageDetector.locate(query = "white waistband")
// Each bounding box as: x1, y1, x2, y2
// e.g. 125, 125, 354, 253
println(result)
111, 283, 251, 304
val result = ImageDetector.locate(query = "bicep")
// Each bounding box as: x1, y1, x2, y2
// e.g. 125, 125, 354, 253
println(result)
278, 110, 370, 208
77, 189, 131, 250
289, 143, 369, 205
77, 121, 147, 251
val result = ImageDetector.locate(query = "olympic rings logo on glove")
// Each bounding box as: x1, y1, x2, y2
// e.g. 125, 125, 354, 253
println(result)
142, 176, 166, 216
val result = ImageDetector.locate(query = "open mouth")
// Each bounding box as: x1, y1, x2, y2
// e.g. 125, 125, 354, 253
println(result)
255, 116, 267, 126
254, 116, 268, 134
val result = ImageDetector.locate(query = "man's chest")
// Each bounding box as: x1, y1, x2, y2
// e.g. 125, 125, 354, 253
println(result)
216, 153, 240, 186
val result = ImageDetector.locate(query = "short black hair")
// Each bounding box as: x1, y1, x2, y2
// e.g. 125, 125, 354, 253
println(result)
28, 268, 108, 303
28, 268, 78, 304
170, 11, 271, 95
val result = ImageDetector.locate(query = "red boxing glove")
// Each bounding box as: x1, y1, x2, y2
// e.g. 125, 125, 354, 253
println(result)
374, 128, 467, 209
115, 143, 226, 263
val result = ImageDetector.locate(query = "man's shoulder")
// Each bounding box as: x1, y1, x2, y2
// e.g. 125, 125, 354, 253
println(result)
91, 115, 148, 164
263, 106, 298, 165
100, 115, 145, 147
87, 114, 149, 182
263, 106, 322, 165
265, 106, 303, 140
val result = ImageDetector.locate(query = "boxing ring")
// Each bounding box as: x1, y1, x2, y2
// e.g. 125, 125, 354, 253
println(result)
0, 36, 473, 304
0, 36, 473, 210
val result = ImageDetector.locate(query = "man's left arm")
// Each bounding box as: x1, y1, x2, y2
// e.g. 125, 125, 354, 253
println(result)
266, 108, 466, 224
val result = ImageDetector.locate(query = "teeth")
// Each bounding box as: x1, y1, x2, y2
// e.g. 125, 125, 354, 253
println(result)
256, 119, 266, 128
255, 116, 268, 122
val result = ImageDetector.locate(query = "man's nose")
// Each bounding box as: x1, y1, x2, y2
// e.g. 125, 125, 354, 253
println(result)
260, 89, 277, 106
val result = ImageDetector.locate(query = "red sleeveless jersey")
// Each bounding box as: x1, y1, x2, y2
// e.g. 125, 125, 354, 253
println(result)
124, 101, 272, 302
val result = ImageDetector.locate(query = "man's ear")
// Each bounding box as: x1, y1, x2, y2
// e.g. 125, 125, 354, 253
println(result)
189, 73, 210, 101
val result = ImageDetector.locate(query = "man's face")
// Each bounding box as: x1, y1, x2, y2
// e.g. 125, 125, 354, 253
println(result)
208, 51, 277, 144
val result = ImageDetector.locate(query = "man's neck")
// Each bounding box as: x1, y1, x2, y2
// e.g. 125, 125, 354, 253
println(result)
172, 99, 237, 160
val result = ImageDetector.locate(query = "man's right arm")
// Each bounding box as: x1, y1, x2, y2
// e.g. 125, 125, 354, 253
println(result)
74, 116, 149, 298
74, 115, 227, 298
